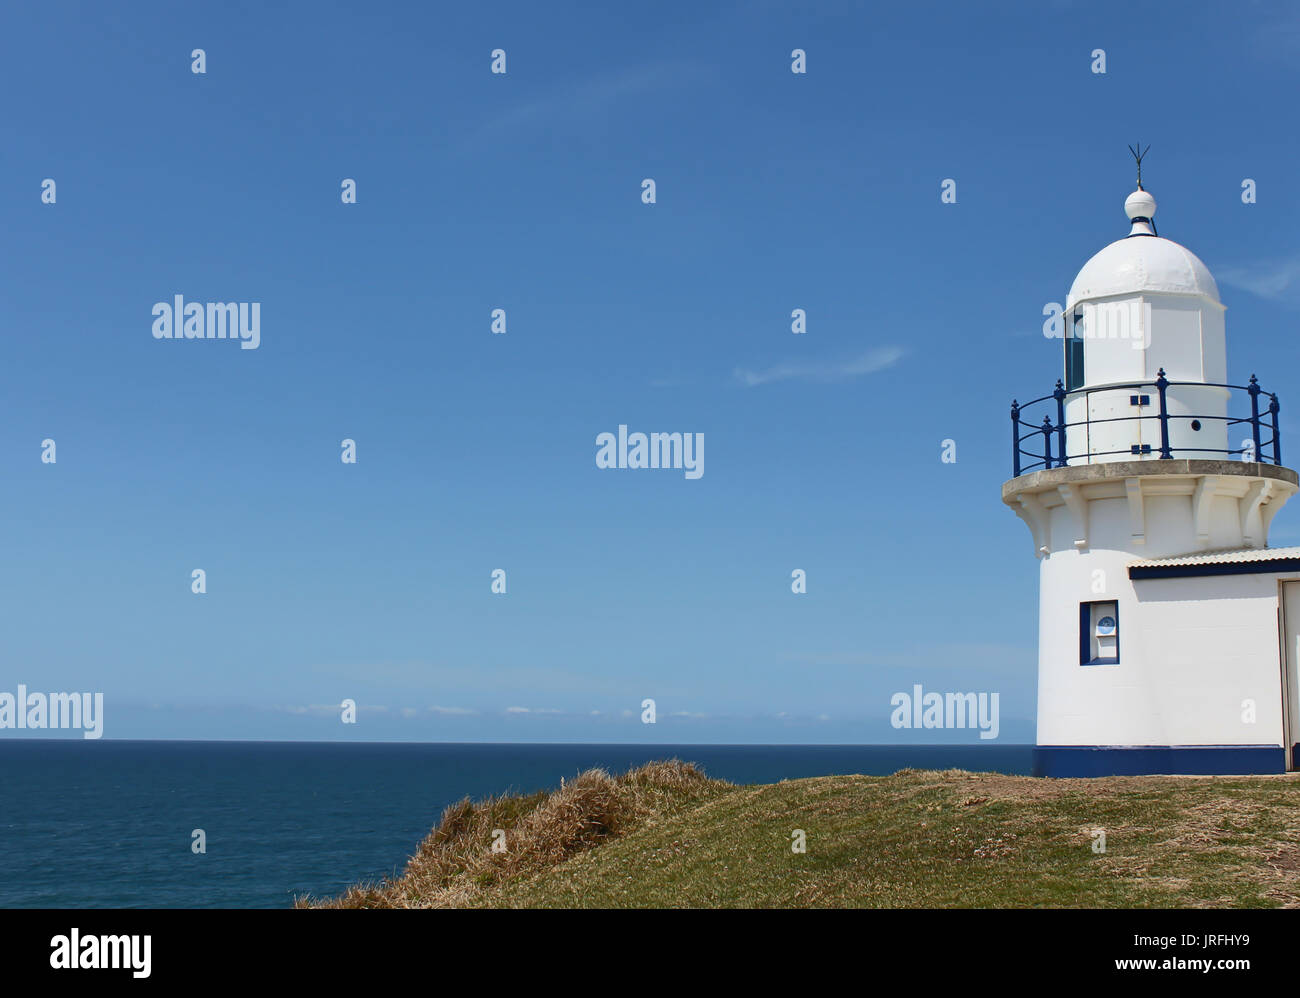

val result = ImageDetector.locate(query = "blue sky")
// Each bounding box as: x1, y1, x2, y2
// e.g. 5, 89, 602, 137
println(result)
2, 0, 1299, 742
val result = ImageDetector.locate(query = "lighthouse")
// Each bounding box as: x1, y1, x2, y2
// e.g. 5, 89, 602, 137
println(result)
1003, 161, 1300, 777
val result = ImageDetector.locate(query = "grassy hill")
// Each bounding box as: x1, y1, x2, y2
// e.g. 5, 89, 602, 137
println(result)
303, 760, 1300, 908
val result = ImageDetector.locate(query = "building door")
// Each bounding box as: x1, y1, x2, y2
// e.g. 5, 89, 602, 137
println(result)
1087, 388, 1142, 461
1279, 582, 1300, 770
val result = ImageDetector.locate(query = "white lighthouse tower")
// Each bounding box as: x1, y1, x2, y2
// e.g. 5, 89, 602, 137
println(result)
1003, 160, 1300, 776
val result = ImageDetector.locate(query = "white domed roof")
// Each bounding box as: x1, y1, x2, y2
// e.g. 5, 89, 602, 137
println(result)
1067, 188, 1220, 307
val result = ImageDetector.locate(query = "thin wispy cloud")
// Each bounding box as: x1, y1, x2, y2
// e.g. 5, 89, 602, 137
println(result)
1217, 256, 1300, 306
734, 346, 904, 387
310, 661, 632, 697
461, 62, 707, 149
787, 641, 1033, 669
1250, 7, 1300, 61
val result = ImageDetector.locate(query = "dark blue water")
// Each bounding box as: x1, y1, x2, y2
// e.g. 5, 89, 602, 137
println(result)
0, 741, 1031, 908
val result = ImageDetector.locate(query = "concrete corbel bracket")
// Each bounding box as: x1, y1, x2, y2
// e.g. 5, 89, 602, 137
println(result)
1015, 492, 1051, 557
1124, 477, 1145, 546
1260, 480, 1295, 541
1191, 475, 1219, 548
1056, 483, 1088, 549
1240, 479, 1270, 548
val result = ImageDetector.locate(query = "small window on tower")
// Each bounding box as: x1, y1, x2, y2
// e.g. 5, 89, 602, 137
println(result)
1080, 600, 1119, 665
1066, 308, 1086, 391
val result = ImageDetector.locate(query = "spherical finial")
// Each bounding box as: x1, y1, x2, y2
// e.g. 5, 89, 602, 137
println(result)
1125, 189, 1156, 220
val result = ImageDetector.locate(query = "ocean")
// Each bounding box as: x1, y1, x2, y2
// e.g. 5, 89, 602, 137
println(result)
0, 741, 1031, 908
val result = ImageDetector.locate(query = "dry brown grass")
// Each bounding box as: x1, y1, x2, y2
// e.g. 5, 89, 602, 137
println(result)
299, 759, 729, 908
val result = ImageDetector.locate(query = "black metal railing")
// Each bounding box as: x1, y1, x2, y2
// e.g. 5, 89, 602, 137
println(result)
1010, 369, 1281, 476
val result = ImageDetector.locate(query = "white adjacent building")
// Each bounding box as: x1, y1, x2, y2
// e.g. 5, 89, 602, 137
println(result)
1003, 180, 1300, 776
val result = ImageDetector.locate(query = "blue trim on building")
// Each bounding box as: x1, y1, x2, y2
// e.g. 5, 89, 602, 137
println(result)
1078, 602, 1089, 665
1034, 745, 1286, 777
1129, 558, 1300, 580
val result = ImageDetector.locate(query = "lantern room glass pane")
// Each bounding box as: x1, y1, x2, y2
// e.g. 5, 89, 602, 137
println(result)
1066, 309, 1086, 391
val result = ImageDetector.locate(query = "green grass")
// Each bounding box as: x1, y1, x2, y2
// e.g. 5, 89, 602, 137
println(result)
306, 761, 1300, 908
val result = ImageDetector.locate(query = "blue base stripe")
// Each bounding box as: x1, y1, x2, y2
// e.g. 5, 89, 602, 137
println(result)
1033, 745, 1286, 778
